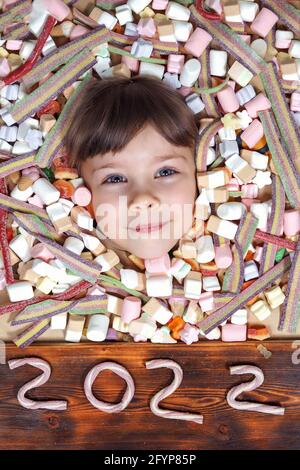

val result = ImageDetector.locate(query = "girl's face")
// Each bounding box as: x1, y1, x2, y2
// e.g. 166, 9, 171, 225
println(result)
80, 124, 197, 260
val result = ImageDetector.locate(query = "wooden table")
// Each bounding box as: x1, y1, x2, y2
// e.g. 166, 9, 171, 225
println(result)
0, 340, 300, 450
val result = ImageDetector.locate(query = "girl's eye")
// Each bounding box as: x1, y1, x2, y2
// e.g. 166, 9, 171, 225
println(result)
156, 168, 179, 178
103, 175, 127, 184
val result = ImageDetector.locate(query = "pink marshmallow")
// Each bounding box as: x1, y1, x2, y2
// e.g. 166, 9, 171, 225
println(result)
253, 246, 263, 263
30, 243, 56, 262
167, 54, 185, 74
240, 119, 264, 148
5, 40, 22, 51
122, 47, 139, 73
69, 25, 90, 40
42, 0, 71, 22
152, 0, 169, 9
121, 296, 142, 323
250, 7, 278, 38
144, 254, 171, 274
291, 92, 300, 112
244, 93, 271, 118
27, 194, 44, 208
137, 18, 156, 38
0, 269, 6, 290
0, 58, 10, 78
215, 244, 233, 269
184, 28, 212, 58
221, 324, 247, 342
241, 198, 260, 210
241, 183, 258, 199
217, 85, 240, 113
283, 210, 300, 237
71, 186, 92, 207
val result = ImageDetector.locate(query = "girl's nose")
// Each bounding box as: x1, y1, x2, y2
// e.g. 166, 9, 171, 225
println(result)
128, 192, 160, 212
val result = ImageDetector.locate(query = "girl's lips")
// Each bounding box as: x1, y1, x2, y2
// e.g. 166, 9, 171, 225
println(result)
130, 221, 168, 233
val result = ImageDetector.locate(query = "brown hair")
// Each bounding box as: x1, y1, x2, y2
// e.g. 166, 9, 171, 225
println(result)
64, 75, 199, 171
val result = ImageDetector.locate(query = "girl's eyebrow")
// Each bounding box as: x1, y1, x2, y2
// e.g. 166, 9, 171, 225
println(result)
93, 154, 187, 174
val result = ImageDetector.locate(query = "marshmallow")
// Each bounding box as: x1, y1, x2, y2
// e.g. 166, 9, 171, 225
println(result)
142, 297, 173, 325
184, 271, 202, 300
107, 294, 123, 316
228, 61, 254, 87
146, 273, 173, 297
50, 312, 67, 330
202, 275, 220, 292
183, 300, 202, 324
217, 85, 240, 113
179, 58, 201, 87
6, 281, 34, 302
165, 1, 191, 21
144, 254, 171, 274
9, 234, 32, 262
275, 30, 294, 49
244, 260, 259, 281
230, 309, 248, 325
128, 312, 157, 339
216, 202, 246, 220
209, 50, 227, 77
283, 210, 300, 237
250, 202, 269, 230
240, 150, 269, 170
221, 324, 247, 342
264, 286, 285, 309
244, 93, 271, 118
184, 28, 212, 58
195, 235, 215, 263
63, 237, 84, 256
197, 168, 230, 189
219, 140, 239, 159
94, 250, 120, 272
249, 299, 272, 321
65, 314, 85, 342
214, 244, 233, 269
288, 40, 300, 59
239, 1, 259, 22
120, 269, 146, 290
240, 119, 264, 148
207, 215, 238, 240
198, 291, 214, 312
32, 178, 60, 206
120, 296, 141, 324
225, 154, 256, 184
251, 38, 267, 59
236, 84, 256, 106
250, 7, 278, 38
86, 314, 110, 342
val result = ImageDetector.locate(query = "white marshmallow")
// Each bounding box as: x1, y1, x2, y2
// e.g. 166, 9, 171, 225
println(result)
202, 276, 220, 291
146, 274, 173, 297
6, 281, 34, 302
9, 234, 32, 262
244, 260, 259, 281
209, 50, 227, 77
63, 237, 84, 256
230, 308, 248, 325
217, 202, 246, 220
179, 58, 201, 87
32, 178, 60, 206
195, 235, 215, 263
235, 84, 256, 106
86, 314, 109, 342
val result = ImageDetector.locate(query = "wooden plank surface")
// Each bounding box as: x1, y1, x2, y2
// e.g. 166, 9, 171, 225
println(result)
0, 341, 300, 450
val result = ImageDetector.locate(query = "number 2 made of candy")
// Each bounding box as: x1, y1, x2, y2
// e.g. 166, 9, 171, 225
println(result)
6, 358, 285, 422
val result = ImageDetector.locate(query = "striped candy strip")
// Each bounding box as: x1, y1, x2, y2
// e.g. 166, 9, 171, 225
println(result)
98, 274, 149, 303
12, 299, 76, 325
259, 175, 285, 275
198, 48, 221, 118
13, 212, 65, 243
258, 110, 300, 209
212, 293, 235, 312
222, 212, 259, 293
0, 0, 31, 31
255, 230, 298, 252
0, 152, 36, 178
14, 318, 51, 349
22, 25, 109, 89
278, 240, 300, 333
260, 63, 300, 173
26, 232, 102, 284
107, 45, 167, 65
198, 256, 291, 335
35, 72, 93, 168
3, 22, 30, 40
281, 80, 300, 93
0, 280, 91, 317
261, 0, 300, 35
196, 119, 223, 172
189, 4, 266, 75
109, 31, 179, 55
0, 178, 14, 284
4, 48, 97, 126
0, 194, 49, 221
69, 295, 108, 315
105, 264, 122, 281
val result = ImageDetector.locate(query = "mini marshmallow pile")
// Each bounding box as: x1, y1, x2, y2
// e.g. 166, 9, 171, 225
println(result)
0, 0, 299, 348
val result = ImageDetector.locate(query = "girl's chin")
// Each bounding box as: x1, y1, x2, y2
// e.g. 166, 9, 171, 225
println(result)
127, 241, 179, 260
